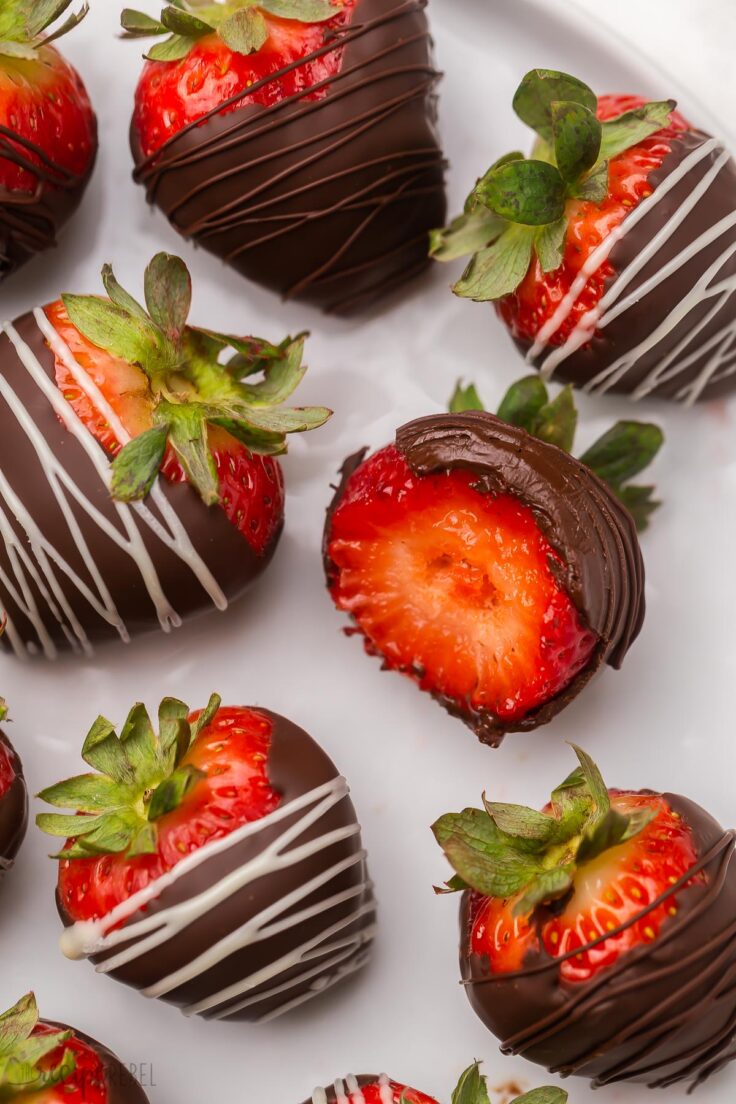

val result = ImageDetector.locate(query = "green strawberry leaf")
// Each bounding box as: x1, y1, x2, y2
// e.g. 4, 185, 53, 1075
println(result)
599, 100, 676, 162
429, 207, 507, 263
110, 426, 169, 503
120, 9, 167, 36
571, 744, 611, 821
496, 375, 548, 430
552, 100, 601, 184
219, 7, 268, 54
261, 0, 339, 21
449, 380, 484, 414
580, 421, 664, 485
512, 1089, 568, 1104
577, 805, 655, 864
483, 801, 558, 843
101, 264, 151, 326
0, 40, 38, 58
157, 696, 192, 769
164, 404, 220, 505
61, 294, 162, 371
514, 864, 575, 916
513, 69, 597, 143
148, 764, 205, 820
615, 483, 660, 532
477, 159, 566, 226
534, 216, 567, 273
451, 1062, 491, 1104
144, 252, 192, 346
20, 0, 88, 46
118, 702, 161, 784
572, 159, 609, 203
454, 224, 535, 301
82, 716, 136, 784
36, 775, 130, 813
530, 384, 577, 452
191, 693, 222, 739
160, 4, 213, 36
147, 33, 198, 60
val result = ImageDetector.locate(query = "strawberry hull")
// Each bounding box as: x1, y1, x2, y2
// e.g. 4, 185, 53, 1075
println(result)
130, 0, 446, 315
55, 711, 376, 1023
324, 412, 644, 745
517, 128, 736, 404
0, 311, 282, 660
0, 732, 27, 877
459, 793, 736, 1090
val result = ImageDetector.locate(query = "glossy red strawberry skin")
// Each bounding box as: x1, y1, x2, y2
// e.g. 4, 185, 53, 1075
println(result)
58, 706, 280, 924
355, 1082, 436, 1104
0, 47, 96, 194
133, 2, 357, 158
468, 791, 703, 985
325, 444, 597, 727
497, 97, 691, 347
45, 300, 285, 557
29, 1024, 107, 1104
0, 736, 15, 798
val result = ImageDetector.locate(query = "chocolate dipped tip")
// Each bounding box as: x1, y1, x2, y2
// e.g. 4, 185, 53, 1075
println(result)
43, 1020, 150, 1104
324, 410, 645, 746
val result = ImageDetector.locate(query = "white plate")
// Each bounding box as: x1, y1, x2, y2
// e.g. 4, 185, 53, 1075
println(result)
1, 1, 735, 1102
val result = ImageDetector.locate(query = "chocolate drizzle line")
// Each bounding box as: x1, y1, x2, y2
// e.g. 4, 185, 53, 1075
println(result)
460, 795, 736, 1090
132, 0, 446, 314
0, 126, 95, 281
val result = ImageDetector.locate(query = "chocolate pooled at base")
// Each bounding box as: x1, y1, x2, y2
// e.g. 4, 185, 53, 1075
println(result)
131, 0, 447, 315
459, 794, 736, 1090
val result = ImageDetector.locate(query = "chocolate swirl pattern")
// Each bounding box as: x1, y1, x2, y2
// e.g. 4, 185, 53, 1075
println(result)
0, 732, 27, 876
0, 310, 279, 660
0, 126, 95, 282
391, 412, 645, 742
521, 130, 736, 403
58, 712, 376, 1023
131, 0, 447, 314
460, 795, 736, 1090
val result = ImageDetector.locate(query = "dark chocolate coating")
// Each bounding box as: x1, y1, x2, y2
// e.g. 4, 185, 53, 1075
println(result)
460, 794, 736, 1090
45, 1022, 149, 1104
57, 711, 375, 1023
0, 311, 281, 659
0, 732, 28, 875
324, 411, 645, 745
517, 129, 736, 402
0, 121, 96, 283
131, 0, 447, 315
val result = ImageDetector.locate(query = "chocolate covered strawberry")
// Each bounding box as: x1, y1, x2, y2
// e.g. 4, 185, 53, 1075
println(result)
306, 1064, 566, 1104
432, 69, 736, 404
0, 993, 148, 1103
0, 252, 329, 658
37, 695, 375, 1022
121, 0, 446, 313
433, 747, 736, 1090
0, 651, 27, 878
323, 377, 656, 745
0, 1, 97, 281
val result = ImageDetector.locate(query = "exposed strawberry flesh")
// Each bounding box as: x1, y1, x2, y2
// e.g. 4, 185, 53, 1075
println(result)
58, 707, 280, 924
0, 738, 15, 799
44, 300, 285, 555
497, 97, 691, 346
469, 792, 704, 983
327, 446, 597, 724
26, 1024, 106, 1104
134, 2, 358, 158
0, 48, 95, 194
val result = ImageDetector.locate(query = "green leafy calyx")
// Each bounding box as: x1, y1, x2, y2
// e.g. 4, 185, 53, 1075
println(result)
0, 994, 76, 1098
61, 253, 330, 508
121, 0, 343, 61
36, 694, 221, 859
444, 1062, 566, 1104
432, 745, 654, 914
431, 68, 676, 300
0, 1, 88, 59
449, 375, 664, 531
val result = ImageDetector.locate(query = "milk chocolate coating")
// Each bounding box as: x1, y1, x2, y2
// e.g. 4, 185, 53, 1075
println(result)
45, 1022, 149, 1104
131, 0, 446, 315
0, 123, 97, 283
0, 311, 281, 659
517, 129, 736, 402
0, 732, 27, 876
57, 711, 376, 1023
459, 794, 736, 1090
324, 411, 645, 745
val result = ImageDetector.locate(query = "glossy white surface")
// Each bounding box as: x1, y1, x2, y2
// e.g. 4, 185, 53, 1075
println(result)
1, 1, 735, 1102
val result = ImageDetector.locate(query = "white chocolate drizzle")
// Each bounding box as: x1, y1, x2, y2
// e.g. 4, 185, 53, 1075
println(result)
527, 137, 736, 404
311, 1075, 386, 1104
0, 312, 228, 658
61, 776, 375, 1022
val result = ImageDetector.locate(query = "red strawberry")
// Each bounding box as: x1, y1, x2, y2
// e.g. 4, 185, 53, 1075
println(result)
0, 1, 97, 279
305, 1065, 566, 1104
0, 993, 148, 1103
0, 656, 28, 873
51, 251, 329, 557
123, 1, 358, 159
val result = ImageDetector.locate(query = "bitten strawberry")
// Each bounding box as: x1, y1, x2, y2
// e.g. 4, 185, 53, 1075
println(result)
323, 377, 653, 744
0, 993, 148, 1103
0, 1, 97, 280
37, 696, 375, 1022
120, 1, 446, 312
433, 747, 736, 1090
305, 1064, 566, 1104
432, 69, 736, 403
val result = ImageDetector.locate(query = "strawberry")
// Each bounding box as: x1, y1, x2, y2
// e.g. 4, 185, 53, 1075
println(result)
52, 251, 329, 557
431, 70, 736, 402
121, 1, 357, 159
324, 376, 656, 743
0, 1, 97, 279
37, 695, 280, 922
0, 992, 148, 1103
0, 644, 28, 874
306, 1065, 566, 1104
433, 747, 736, 1090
